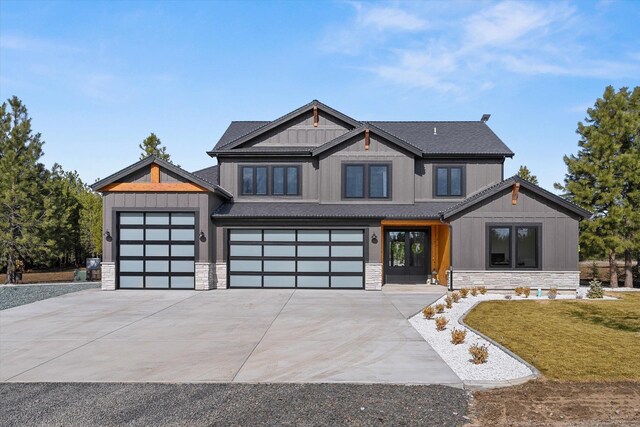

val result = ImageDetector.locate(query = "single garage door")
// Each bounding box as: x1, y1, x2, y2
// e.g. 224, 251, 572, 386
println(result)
117, 212, 196, 289
228, 229, 364, 289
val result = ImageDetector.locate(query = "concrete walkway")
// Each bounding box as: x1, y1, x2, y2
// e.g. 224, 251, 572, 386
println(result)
0, 287, 459, 385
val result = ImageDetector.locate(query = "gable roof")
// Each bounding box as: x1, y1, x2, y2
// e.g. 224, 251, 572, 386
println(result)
209, 100, 361, 153
440, 176, 591, 220
191, 165, 219, 186
91, 156, 232, 199
208, 101, 514, 159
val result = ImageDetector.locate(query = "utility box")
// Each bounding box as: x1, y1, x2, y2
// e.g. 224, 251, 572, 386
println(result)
86, 258, 101, 281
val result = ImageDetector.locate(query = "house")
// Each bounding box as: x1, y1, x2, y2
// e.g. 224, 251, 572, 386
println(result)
91, 100, 590, 291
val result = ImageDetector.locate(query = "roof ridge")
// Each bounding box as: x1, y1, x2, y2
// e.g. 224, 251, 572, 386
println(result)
369, 120, 483, 123
364, 122, 424, 153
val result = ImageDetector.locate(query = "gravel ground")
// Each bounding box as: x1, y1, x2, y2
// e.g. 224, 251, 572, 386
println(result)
0, 283, 100, 310
0, 383, 470, 427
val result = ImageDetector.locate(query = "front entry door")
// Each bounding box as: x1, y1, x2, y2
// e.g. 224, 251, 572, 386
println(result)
385, 229, 430, 284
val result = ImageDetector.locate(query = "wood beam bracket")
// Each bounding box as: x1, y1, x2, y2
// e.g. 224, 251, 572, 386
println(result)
364, 128, 370, 150
150, 164, 160, 183
512, 182, 520, 205
313, 106, 318, 127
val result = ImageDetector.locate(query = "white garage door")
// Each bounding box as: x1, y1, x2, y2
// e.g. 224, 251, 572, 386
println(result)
228, 229, 365, 289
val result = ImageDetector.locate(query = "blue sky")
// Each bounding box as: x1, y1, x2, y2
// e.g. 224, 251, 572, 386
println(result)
1, 0, 639, 191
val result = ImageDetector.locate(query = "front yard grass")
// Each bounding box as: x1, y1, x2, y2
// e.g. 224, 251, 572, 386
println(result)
464, 292, 640, 381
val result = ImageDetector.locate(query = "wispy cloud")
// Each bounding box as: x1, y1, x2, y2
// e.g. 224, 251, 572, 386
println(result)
325, 1, 640, 94
0, 34, 84, 53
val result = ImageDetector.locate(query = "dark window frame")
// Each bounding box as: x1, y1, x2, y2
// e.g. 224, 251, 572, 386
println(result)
433, 165, 465, 198
485, 223, 542, 270
239, 165, 301, 196
342, 162, 392, 200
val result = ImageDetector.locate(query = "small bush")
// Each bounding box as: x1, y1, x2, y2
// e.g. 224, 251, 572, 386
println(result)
514, 286, 523, 296
422, 306, 436, 319
587, 279, 604, 299
469, 343, 489, 364
445, 295, 453, 309
522, 287, 531, 298
435, 303, 445, 313
478, 286, 487, 295
450, 328, 467, 345
460, 287, 469, 298
452, 292, 461, 303
435, 316, 448, 331
548, 287, 558, 299
471, 287, 478, 297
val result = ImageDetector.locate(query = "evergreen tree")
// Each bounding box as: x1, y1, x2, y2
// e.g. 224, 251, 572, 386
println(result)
78, 187, 102, 258
0, 96, 49, 283
556, 86, 640, 287
516, 165, 538, 185
139, 133, 171, 161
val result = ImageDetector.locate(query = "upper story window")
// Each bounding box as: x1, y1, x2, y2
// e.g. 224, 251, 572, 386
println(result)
240, 165, 300, 196
343, 163, 390, 199
435, 166, 464, 197
487, 224, 540, 269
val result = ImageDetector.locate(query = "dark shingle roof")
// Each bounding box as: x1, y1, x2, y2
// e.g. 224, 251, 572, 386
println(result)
191, 165, 219, 186
212, 202, 455, 219
216, 121, 269, 148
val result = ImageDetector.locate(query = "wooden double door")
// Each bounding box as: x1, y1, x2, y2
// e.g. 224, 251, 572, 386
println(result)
385, 229, 431, 284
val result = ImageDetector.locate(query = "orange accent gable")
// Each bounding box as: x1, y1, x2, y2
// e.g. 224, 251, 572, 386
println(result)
102, 182, 208, 192
150, 164, 160, 183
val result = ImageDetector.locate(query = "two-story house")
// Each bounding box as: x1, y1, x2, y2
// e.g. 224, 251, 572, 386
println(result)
92, 100, 589, 291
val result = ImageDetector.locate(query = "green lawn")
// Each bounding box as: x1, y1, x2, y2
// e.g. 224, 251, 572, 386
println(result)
464, 292, 640, 381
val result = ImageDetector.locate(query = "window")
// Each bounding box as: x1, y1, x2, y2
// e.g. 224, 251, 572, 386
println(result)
343, 163, 390, 199
487, 225, 540, 269
241, 165, 300, 196
435, 166, 464, 197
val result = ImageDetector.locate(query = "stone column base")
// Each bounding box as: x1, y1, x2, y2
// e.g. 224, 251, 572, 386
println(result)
453, 270, 580, 290
365, 263, 382, 291
101, 262, 116, 290
215, 262, 228, 289
195, 262, 215, 290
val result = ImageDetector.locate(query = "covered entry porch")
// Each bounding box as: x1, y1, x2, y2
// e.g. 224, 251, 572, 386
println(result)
380, 220, 451, 286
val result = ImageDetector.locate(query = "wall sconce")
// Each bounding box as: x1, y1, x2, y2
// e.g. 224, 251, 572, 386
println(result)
104, 231, 112, 242
371, 233, 378, 244
199, 231, 207, 242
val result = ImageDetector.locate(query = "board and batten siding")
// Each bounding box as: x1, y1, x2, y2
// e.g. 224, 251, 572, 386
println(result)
102, 192, 224, 264
450, 187, 580, 271
318, 135, 415, 204
415, 159, 503, 201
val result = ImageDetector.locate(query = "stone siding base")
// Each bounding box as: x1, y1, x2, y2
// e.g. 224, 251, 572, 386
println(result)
365, 263, 383, 291
101, 262, 116, 291
453, 270, 580, 290
195, 262, 215, 290
215, 262, 228, 289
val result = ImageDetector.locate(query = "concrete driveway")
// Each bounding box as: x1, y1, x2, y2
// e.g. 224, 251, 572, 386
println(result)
0, 288, 460, 386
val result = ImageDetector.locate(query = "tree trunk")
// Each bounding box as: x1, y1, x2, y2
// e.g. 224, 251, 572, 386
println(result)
6, 252, 14, 284
608, 250, 618, 288
624, 250, 633, 288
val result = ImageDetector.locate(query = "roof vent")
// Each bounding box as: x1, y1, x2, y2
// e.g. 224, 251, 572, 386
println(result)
433, 127, 437, 135
481, 114, 491, 122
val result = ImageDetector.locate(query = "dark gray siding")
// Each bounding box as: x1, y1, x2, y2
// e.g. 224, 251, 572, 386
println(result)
415, 159, 503, 201
121, 168, 151, 183
102, 192, 224, 263
450, 187, 580, 271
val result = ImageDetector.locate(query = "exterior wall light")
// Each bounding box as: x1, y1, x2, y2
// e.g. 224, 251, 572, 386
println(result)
104, 231, 112, 242
371, 233, 378, 244
199, 231, 207, 242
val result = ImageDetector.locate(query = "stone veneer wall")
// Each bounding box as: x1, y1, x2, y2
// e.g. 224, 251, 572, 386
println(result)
453, 270, 580, 290
365, 263, 382, 291
101, 262, 116, 290
195, 262, 214, 290
215, 262, 228, 289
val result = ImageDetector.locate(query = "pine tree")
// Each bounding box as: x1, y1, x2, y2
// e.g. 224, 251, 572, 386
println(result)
516, 165, 538, 185
139, 133, 171, 161
0, 97, 49, 283
556, 86, 640, 287
78, 187, 102, 258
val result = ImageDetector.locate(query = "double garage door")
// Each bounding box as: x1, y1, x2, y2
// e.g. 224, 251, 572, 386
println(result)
228, 229, 365, 289
117, 212, 196, 289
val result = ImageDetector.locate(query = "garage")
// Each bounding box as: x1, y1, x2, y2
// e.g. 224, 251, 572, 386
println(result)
228, 229, 364, 289
117, 212, 196, 289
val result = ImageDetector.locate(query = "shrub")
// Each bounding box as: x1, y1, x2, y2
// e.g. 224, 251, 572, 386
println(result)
590, 260, 599, 281
478, 286, 487, 295
445, 295, 453, 309
450, 328, 467, 345
548, 287, 558, 299
514, 286, 523, 296
422, 306, 436, 319
452, 291, 461, 303
587, 279, 604, 299
435, 303, 445, 313
460, 287, 469, 298
522, 287, 531, 298
469, 343, 489, 364
435, 316, 448, 331
470, 287, 478, 297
